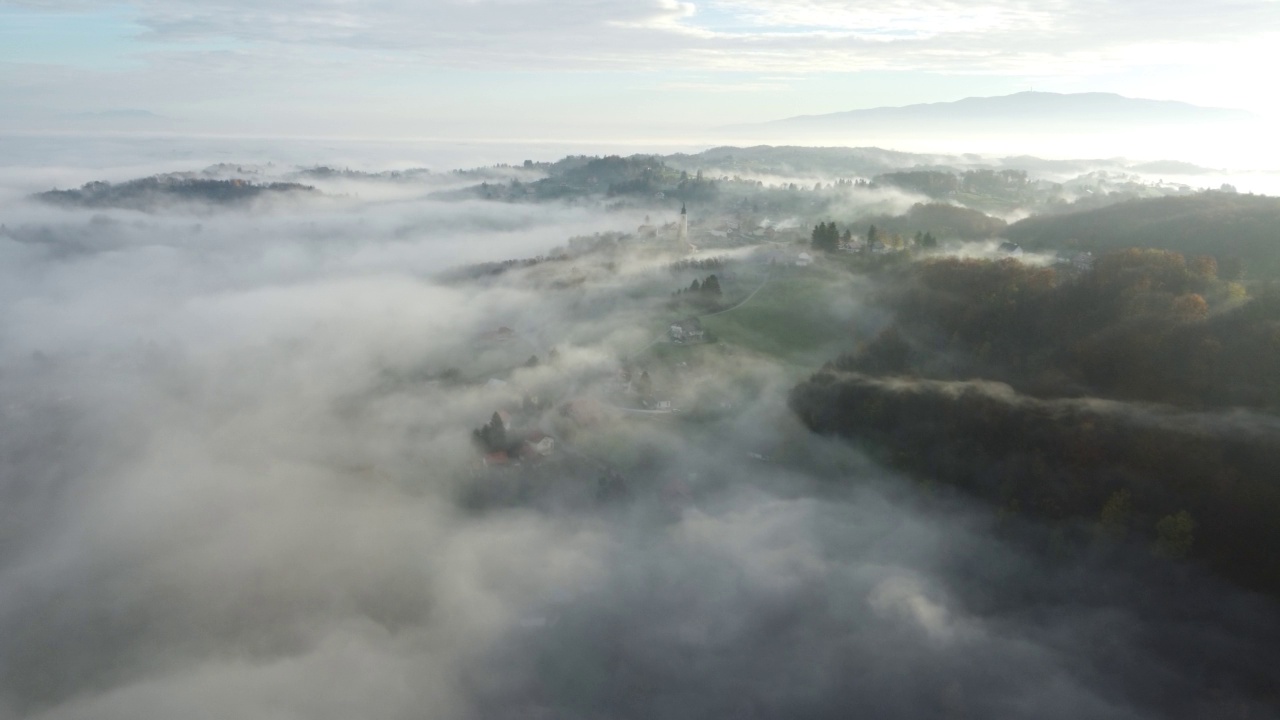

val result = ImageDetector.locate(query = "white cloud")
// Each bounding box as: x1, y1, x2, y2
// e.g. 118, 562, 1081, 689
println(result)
8, 0, 1280, 72
4, 0, 1279, 135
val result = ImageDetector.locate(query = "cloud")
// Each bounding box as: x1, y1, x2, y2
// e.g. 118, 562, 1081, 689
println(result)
6, 0, 1280, 75
2, 144, 1279, 719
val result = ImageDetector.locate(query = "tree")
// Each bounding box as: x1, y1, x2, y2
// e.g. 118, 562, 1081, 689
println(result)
1171, 293, 1209, 322
1153, 511, 1196, 559
472, 412, 508, 453
867, 224, 880, 247
857, 326, 911, 374
702, 274, 722, 295
811, 222, 839, 253
635, 370, 653, 397
1190, 255, 1218, 280
689, 278, 701, 292
1097, 489, 1132, 540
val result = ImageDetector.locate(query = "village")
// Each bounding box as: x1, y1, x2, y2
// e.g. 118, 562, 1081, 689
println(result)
454, 201, 1097, 512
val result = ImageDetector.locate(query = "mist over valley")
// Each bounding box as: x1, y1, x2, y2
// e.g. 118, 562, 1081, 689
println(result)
2, 129, 1280, 719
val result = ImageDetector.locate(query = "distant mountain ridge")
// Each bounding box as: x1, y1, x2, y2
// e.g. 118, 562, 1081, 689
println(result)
725, 92, 1255, 134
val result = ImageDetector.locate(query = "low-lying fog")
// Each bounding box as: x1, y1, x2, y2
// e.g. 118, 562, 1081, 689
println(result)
1, 138, 1277, 720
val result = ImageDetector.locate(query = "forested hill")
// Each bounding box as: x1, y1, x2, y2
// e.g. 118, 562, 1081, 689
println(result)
790, 249, 1280, 598
1005, 192, 1280, 279
35, 177, 319, 211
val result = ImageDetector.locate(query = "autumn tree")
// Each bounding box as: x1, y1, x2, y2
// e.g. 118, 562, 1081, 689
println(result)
1153, 511, 1196, 559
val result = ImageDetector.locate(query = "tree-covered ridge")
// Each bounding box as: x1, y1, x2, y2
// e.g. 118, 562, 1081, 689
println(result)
791, 248, 1280, 597
664, 145, 948, 178
35, 176, 319, 211
435, 154, 720, 203
1004, 191, 1280, 279
860, 202, 1008, 240
842, 250, 1279, 408
291, 165, 435, 182
790, 371, 1280, 597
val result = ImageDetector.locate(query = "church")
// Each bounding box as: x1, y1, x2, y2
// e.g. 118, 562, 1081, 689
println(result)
635, 203, 695, 253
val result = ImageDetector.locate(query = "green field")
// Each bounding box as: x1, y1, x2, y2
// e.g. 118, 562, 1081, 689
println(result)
698, 268, 852, 366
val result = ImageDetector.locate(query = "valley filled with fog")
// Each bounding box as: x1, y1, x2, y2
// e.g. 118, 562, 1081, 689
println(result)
3, 138, 1280, 720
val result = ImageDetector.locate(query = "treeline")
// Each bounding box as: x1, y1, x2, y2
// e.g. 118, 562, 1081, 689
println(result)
845, 249, 1279, 409
790, 371, 1280, 597
809, 203, 1004, 250
673, 274, 721, 297
1004, 191, 1280, 280
861, 202, 1007, 240
667, 256, 727, 273
455, 154, 721, 203
35, 177, 318, 210
791, 248, 1280, 596
873, 169, 1031, 199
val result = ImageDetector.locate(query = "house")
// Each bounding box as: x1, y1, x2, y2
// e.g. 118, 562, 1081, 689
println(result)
524, 431, 555, 457
795, 252, 813, 267
1070, 251, 1095, 271
669, 317, 706, 343
479, 326, 517, 344
560, 398, 613, 426
483, 451, 510, 467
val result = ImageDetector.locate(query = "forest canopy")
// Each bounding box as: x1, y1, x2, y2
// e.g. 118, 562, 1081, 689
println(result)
1004, 192, 1280, 279
791, 248, 1280, 597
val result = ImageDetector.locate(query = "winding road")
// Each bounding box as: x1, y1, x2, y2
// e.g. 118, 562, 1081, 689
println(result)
624, 269, 773, 360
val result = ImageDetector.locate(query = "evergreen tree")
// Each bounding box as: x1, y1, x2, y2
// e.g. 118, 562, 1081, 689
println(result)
473, 411, 508, 453
867, 224, 880, 247
812, 222, 839, 253
702, 275, 722, 295
636, 371, 653, 397
689, 278, 701, 292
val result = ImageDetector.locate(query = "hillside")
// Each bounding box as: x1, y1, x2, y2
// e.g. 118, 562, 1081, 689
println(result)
1005, 192, 1280, 279
791, 249, 1280, 597
35, 176, 319, 211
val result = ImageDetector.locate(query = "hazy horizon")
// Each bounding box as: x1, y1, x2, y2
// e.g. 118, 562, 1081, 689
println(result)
5, 3, 1280, 719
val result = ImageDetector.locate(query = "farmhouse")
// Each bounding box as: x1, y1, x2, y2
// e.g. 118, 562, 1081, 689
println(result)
669, 317, 706, 343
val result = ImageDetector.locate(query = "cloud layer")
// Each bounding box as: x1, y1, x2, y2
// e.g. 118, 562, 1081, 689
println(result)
4, 0, 1280, 138
1, 147, 1279, 719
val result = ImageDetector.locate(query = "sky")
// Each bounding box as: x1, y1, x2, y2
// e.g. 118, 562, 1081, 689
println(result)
2, 0, 1279, 141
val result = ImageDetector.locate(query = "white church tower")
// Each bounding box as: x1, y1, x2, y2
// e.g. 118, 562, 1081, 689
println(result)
677, 203, 689, 249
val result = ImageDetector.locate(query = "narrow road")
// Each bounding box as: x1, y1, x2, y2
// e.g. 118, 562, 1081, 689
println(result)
700, 269, 773, 318
624, 269, 772, 360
